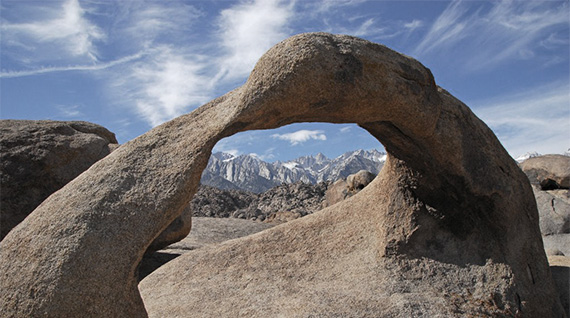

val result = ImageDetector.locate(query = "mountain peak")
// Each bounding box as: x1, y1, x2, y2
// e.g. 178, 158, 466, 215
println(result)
315, 152, 327, 161
515, 151, 541, 163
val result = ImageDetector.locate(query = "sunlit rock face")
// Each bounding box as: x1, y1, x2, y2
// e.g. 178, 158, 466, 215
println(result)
1, 33, 564, 318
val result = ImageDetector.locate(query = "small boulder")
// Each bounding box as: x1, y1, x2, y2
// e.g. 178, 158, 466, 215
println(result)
347, 169, 376, 191
323, 170, 376, 207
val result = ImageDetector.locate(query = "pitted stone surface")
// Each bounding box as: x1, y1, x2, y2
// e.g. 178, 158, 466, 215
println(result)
0, 33, 564, 317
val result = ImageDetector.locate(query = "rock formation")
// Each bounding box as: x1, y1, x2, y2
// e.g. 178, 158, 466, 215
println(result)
520, 154, 570, 190
0, 33, 564, 317
0, 120, 119, 240
0, 120, 191, 254
191, 182, 328, 222
520, 155, 570, 257
519, 155, 569, 316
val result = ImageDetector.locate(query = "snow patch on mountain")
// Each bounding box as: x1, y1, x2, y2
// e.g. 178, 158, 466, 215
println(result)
515, 151, 542, 163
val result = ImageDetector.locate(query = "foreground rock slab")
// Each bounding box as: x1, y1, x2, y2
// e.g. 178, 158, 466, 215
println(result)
1, 33, 564, 317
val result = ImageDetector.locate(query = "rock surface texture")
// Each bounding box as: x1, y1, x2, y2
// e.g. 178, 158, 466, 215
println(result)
0, 120, 119, 240
0, 33, 564, 317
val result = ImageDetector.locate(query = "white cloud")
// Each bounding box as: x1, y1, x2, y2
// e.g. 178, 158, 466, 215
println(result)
340, 126, 352, 133
215, 0, 293, 81
1, 0, 104, 62
225, 149, 242, 157
104, 0, 294, 128
272, 130, 327, 146
110, 46, 212, 127
414, 1, 568, 70
473, 81, 570, 158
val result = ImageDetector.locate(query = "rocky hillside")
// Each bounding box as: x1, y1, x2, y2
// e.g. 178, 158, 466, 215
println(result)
191, 181, 330, 223
200, 149, 386, 192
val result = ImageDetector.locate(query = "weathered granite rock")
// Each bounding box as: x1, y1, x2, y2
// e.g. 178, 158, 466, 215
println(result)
139, 217, 274, 280
533, 186, 570, 236
323, 170, 375, 207
0, 33, 564, 317
145, 206, 193, 254
0, 120, 119, 240
520, 155, 570, 190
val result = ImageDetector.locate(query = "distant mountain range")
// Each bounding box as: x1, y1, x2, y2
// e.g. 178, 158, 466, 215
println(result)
515, 149, 570, 163
201, 149, 386, 193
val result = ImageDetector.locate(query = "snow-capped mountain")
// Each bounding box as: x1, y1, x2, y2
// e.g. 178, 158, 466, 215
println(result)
515, 151, 542, 163
201, 149, 386, 193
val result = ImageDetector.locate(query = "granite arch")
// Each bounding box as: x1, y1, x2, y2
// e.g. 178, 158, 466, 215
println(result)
0, 33, 564, 317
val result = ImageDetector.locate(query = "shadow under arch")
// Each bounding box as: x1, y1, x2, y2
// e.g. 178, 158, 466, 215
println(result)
0, 33, 563, 317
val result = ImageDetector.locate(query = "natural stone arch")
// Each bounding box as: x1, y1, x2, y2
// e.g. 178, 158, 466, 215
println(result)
0, 33, 564, 317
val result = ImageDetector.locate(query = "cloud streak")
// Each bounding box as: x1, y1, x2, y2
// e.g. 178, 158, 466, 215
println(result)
0, 52, 145, 78
272, 130, 327, 146
414, 1, 568, 70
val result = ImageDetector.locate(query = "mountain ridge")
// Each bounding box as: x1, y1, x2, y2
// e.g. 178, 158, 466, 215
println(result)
201, 149, 386, 193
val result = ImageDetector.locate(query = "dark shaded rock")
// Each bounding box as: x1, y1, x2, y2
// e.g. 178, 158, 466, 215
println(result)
548, 255, 570, 317
0, 120, 118, 240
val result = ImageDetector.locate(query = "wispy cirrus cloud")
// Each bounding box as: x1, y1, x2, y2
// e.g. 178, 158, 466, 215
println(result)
109, 46, 212, 127
414, 1, 568, 70
272, 130, 327, 146
56, 104, 83, 119
105, 0, 294, 128
118, 2, 203, 49
1, 0, 104, 63
473, 81, 570, 157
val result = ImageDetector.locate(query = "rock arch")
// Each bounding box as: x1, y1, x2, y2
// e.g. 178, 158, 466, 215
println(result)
0, 33, 564, 317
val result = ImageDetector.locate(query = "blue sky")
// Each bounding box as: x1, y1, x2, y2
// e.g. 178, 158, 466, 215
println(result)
1, 0, 568, 162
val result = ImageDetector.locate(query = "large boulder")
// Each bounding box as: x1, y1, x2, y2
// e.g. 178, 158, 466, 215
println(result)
0, 33, 564, 317
0, 120, 119, 240
0, 120, 190, 253
520, 154, 570, 190
533, 187, 570, 237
